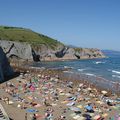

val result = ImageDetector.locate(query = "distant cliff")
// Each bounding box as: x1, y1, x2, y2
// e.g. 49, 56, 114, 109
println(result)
0, 47, 14, 82
0, 26, 105, 62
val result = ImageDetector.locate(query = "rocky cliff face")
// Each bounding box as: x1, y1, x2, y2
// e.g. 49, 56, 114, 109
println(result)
0, 40, 33, 60
0, 46, 14, 82
0, 40, 105, 62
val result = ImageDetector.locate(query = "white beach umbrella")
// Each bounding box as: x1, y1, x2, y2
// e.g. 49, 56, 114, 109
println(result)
87, 88, 92, 91
79, 83, 83, 87
38, 74, 41, 77
101, 90, 107, 94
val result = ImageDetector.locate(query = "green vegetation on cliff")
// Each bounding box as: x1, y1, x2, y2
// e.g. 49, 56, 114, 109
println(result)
0, 26, 63, 49
74, 48, 83, 52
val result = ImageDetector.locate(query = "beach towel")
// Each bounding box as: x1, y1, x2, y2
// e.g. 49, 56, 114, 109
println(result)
93, 115, 101, 120
26, 109, 38, 113
30, 86, 35, 92
66, 101, 75, 106
34, 104, 42, 108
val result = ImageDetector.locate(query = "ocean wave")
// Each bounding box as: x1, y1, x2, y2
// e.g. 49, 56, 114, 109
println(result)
85, 73, 96, 77
112, 75, 120, 79
63, 71, 73, 73
64, 66, 73, 69
30, 66, 45, 69
94, 61, 105, 64
112, 70, 120, 74
78, 68, 86, 72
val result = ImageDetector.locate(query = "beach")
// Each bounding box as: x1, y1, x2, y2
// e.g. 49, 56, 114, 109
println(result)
0, 0, 120, 119
0, 66, 120, 120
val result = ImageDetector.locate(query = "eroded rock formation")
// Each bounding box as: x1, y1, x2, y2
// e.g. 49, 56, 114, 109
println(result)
0, 47, 14, 82
0, 40, 105, 62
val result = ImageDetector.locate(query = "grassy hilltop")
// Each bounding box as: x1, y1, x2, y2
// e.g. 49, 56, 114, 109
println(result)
0, 26, 63, 49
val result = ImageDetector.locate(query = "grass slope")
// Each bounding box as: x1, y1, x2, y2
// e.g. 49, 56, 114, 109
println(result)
0, 26, 63, 49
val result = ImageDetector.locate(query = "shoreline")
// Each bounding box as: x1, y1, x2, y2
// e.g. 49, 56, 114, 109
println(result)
11, 63, 120, 95
9, 56, 106, 64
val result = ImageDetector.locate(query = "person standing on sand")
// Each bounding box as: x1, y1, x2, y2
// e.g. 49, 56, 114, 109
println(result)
25, 113, 27, 120
5, 97, 9, 105
32, 114, 37, 120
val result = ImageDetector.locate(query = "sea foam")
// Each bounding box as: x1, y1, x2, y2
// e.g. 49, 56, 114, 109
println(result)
112, 70, 120, 74
78, 68, 86, 72
85, 73, 96, 77
94, 61, 105, 64
112, 75, 120, 78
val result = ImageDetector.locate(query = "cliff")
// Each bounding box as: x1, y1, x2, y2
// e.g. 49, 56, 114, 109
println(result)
0, 47, 14, 82
0, 40, 105, 62
0, 26, 105, 62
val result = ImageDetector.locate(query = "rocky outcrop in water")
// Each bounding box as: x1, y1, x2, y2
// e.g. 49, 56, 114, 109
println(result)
0, 46, 14, 82
0, 40, 105, 62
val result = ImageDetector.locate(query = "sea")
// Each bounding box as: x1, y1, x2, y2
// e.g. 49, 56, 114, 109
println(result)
30, 50, 120, 91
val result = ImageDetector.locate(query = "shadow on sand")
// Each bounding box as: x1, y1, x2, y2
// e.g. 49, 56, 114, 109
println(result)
0, 72, 20, 84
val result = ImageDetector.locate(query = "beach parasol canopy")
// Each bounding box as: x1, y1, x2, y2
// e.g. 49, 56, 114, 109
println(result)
101, 90, 107, 94
85, 105, 93, 111
87, 88, 92, 91
38, 74, 42, 77
79, 83, 83, 87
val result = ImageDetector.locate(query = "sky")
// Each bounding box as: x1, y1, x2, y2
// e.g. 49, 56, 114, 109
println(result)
0, 0, 120, 50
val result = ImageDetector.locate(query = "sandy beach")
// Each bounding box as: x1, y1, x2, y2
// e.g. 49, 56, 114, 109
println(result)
0, 67, 120, 120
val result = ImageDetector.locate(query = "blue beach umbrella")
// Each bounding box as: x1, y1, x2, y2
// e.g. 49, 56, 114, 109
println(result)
85, 105, 93, 111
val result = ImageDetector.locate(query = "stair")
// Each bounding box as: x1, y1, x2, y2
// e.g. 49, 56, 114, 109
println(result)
0, 103, 10, 120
